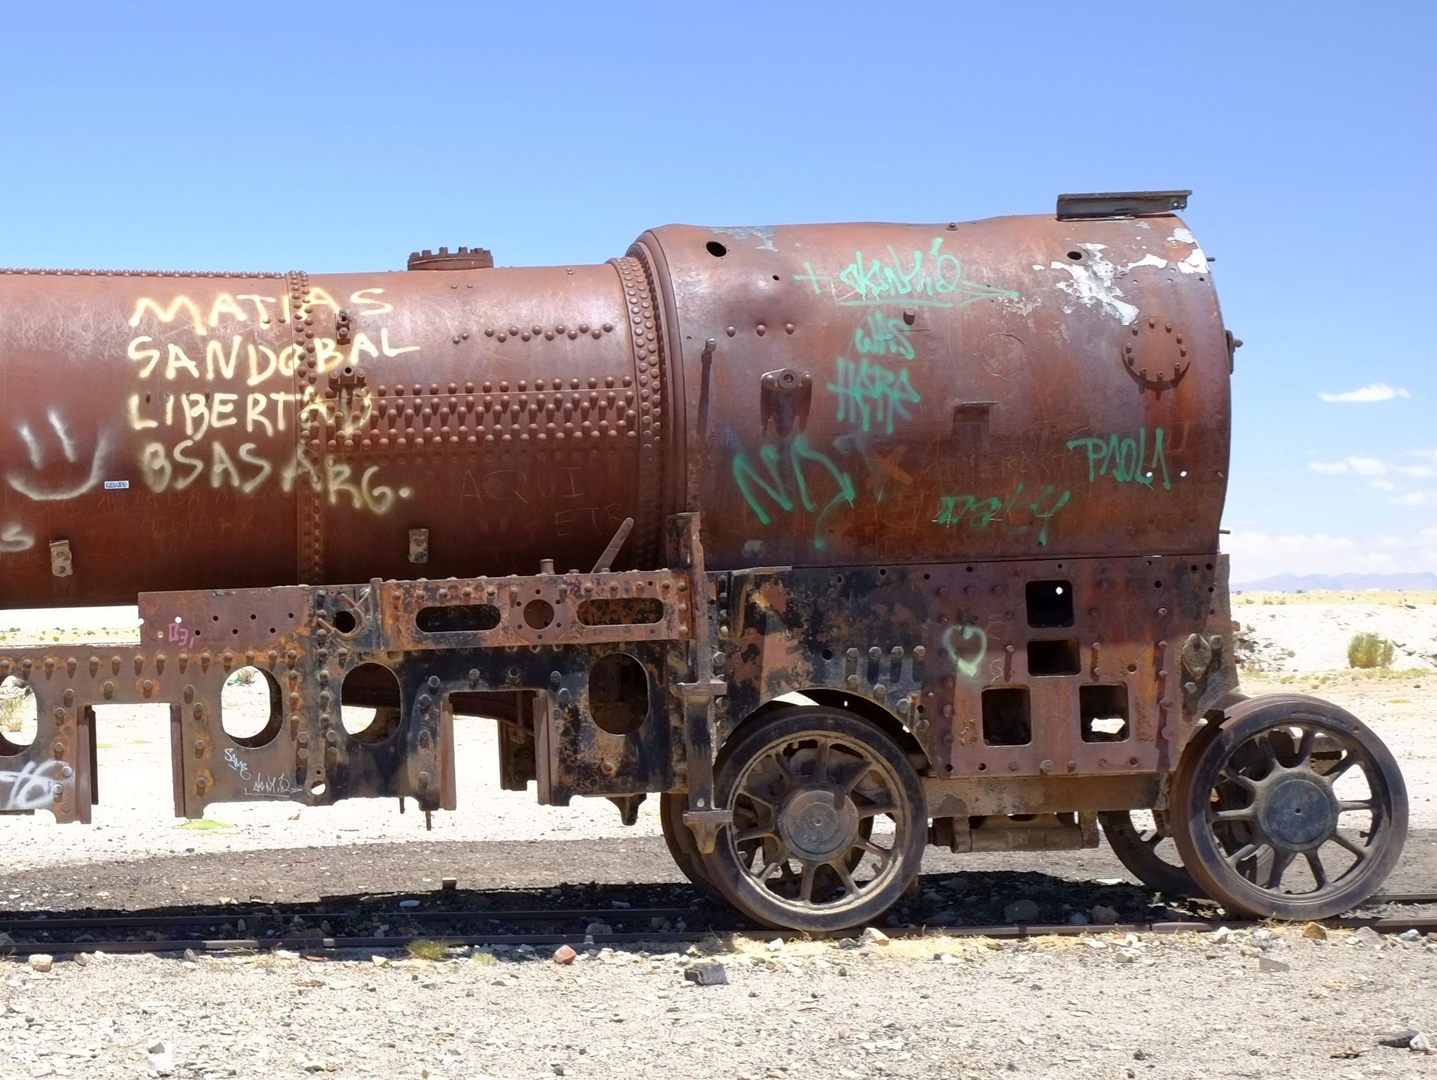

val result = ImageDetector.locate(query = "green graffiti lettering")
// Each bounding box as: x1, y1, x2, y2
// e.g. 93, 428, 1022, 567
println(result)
933, 484, 1071, 546
732, 435, 856, 550
732, 444, 793, 526
828, 356, 922, 435
823, 237, 1020, 309
852, 312, 915, 360
790, 436, 857, 550
1066, 427, 1172, 490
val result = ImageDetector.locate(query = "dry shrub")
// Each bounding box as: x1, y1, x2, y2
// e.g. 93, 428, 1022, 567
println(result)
1347, 631, 1394, 669
405, 939, 450, 961
0, 679, 33, 734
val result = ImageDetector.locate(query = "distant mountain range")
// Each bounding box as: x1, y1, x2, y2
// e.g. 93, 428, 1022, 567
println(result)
1232, 572, 1437, 592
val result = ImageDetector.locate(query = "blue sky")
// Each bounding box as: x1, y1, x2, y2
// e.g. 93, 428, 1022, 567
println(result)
1, 0, 1432, 583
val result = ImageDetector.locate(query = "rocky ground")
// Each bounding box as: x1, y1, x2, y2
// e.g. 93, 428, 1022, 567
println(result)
0, 593, 1435, 1079
2, 925, 1435, 1080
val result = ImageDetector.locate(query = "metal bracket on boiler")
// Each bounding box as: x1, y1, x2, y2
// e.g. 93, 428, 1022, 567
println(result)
1056, 190, 1191, 220
666, 512, 733, 853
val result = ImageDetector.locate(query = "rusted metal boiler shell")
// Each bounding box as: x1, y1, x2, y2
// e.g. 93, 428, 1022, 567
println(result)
0, 214, 1227, 608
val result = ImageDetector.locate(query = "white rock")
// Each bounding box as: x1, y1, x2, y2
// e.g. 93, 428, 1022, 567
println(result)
27, 954, 52, 973
145, 1041, 174, 1076
861, 927, 890, 946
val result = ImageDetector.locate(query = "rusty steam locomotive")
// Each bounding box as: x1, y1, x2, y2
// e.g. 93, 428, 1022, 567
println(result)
0, 191, 1407, 931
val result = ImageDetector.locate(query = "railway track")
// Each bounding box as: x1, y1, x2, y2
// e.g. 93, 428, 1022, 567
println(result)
2, 894, 1434, 958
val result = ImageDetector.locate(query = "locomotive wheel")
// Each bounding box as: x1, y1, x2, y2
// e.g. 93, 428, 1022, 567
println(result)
661, 789, 874, 906
1170, 695, 1407, 920
1098, 716, 1228, 897
659, 791, 725, 903
1098, 810, 1202, 897
700, 706, 926, 933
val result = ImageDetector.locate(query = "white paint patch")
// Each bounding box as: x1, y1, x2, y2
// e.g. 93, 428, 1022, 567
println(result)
1031, 264, 1045, 271
1163, 227, 1209, 274
1050, 244, 1139, 325
1176, 247, 1209, 274
0, 523, 35, 554
1122, 253, 1169, 272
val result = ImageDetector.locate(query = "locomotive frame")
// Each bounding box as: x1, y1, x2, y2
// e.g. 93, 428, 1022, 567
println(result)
0, 192, 1408, 931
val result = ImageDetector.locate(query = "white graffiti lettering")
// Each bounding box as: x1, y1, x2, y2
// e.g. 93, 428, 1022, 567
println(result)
0, 759, 63, 812
247, 772, 296, 797
0, 523, 35, 554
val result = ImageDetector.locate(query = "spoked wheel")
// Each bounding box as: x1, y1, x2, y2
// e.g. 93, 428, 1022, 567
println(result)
1098, 809, 1202, 897
1170, 694, 1407, 919
661, 789, 875, 906
700, 706, 926, 932
659, 791, 725, 903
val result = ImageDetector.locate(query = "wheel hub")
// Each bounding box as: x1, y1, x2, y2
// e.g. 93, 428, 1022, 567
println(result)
1255, 772, 1338, 850
776, 787, 859, 863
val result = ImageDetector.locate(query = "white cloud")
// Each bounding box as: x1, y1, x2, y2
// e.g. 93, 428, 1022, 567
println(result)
1225, 530, 1437, 581
1396, 491, 1437, 506
1318, 383, 1412, 403
1397, 464, 1437, 478
1371, 478, 1398, 491
1224, 531, 1402, 580
1308, 456, 1387, 476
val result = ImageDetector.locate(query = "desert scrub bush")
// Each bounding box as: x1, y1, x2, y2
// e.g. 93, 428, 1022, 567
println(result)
406, 939, 450, 961
0, 693, 24, 733
0, 679, 33, 734
1348, 631, 1394, 669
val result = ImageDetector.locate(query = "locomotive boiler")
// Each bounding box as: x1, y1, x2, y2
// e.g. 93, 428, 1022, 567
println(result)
0, 191, 1407, 931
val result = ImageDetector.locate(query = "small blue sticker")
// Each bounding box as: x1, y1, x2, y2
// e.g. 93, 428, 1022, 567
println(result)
103, 480, 130, 490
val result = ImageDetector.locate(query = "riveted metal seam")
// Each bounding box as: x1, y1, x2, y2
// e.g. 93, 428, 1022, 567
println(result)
607, 256, 664, 568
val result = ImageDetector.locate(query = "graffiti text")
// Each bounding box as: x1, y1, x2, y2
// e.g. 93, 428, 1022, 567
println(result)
1067, 427, 1171, 490
828, 357, 922, 435
933, 484, 1072, 546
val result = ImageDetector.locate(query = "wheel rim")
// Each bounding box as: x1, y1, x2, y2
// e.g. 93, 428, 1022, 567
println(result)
730, 737, 886, 908
1209, 725, 1383, 892
704, 709, 924, 931
1174, 699, 1407, 918
1099, 809, 1201, 897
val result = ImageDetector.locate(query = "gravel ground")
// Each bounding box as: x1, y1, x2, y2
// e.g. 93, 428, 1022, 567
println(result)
1, 926, 1435, 1080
